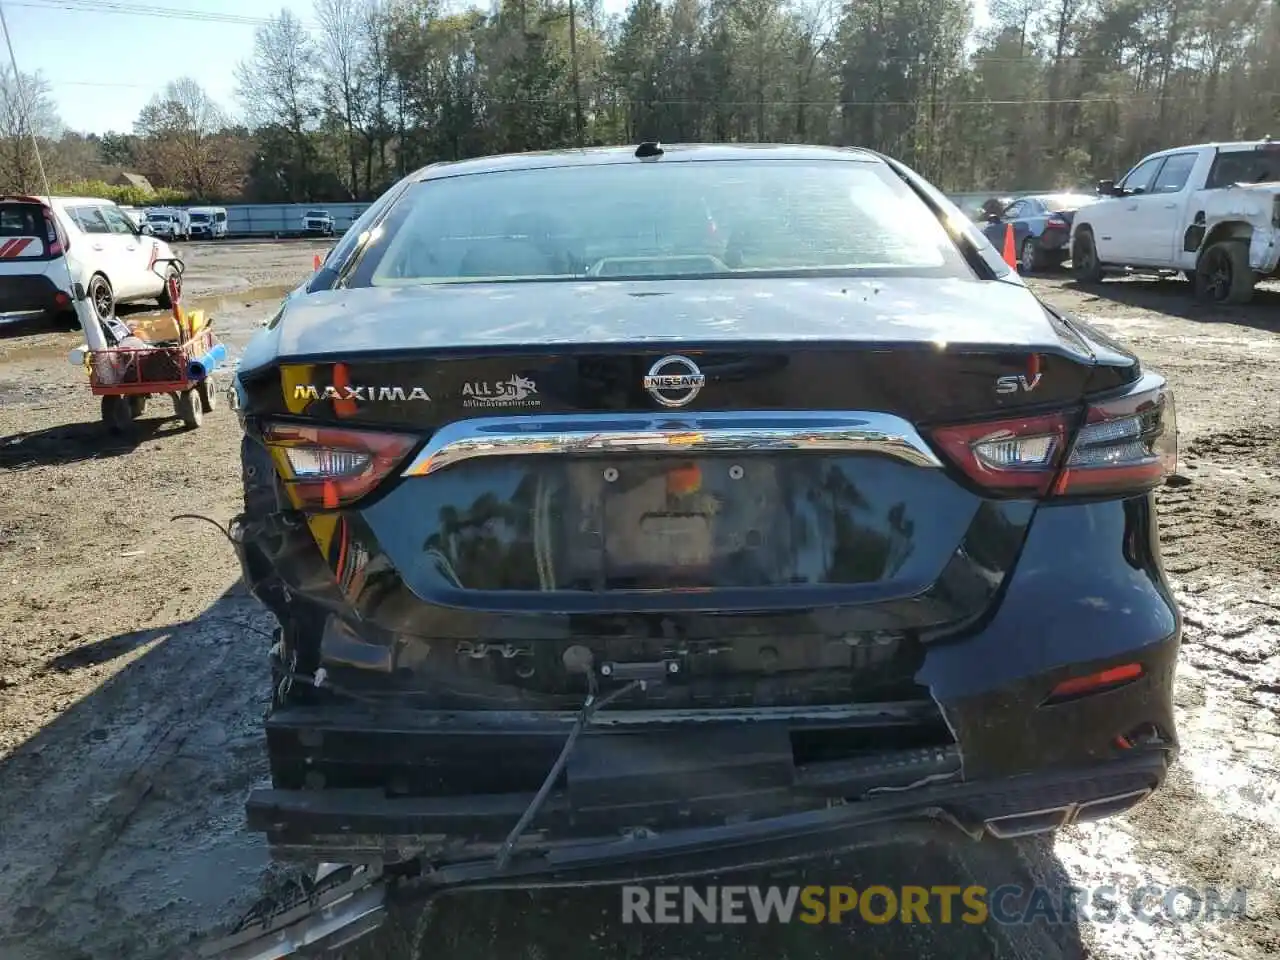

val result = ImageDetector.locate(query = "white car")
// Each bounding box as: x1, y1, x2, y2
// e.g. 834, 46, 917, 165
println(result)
0, 194, 181, 327
1071, 139, 1280, 303
302, 209, 335, 236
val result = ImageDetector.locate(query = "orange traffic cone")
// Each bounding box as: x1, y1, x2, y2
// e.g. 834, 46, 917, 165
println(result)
1001, 224, 1017, 269
313, 253, 322, 271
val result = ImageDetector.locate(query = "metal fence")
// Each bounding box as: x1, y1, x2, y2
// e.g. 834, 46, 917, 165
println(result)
218, 203, 372, 237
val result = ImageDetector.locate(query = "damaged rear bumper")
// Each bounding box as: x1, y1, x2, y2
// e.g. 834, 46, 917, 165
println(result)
210, 746, 1168, 958
249, 614, 1178, 871
248, 749, 1169, 882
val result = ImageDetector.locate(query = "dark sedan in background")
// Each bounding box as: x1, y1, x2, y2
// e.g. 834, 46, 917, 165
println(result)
981, 193, 1097, 273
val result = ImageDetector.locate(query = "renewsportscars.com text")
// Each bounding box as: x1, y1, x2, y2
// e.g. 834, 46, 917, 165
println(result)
621, 884, 1249, 926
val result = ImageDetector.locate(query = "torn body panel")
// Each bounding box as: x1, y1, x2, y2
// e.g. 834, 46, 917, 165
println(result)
1199, 185, 1280, 274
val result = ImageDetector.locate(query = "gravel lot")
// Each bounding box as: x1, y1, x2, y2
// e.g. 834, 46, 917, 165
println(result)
0, 241, 1276, 960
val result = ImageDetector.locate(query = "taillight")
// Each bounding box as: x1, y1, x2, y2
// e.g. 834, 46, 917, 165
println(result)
930, 374, 1176, 499
1056, 376, 1176, 495
43, 210, 64, 255
262, 424, 418, 509
930, 411, 1070, 496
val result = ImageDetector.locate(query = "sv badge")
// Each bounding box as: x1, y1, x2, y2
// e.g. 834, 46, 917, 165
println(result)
995, 373, 1043, 394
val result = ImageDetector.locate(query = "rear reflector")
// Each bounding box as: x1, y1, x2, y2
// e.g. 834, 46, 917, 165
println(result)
1047, 662, 1144, 702
930, 373, 1175, 499
262, 424, 417, 509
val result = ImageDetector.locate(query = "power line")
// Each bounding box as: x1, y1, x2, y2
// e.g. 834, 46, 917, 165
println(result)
50, 79, 152, 88
7, 0, 321, 29
0, 0, 1236, 69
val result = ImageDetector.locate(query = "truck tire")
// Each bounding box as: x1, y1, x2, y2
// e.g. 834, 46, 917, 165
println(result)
1194, 239, 1256, 305
1071, 228, 1103, 284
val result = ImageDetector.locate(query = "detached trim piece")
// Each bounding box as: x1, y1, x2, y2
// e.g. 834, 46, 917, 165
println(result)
401, 410, 944, 477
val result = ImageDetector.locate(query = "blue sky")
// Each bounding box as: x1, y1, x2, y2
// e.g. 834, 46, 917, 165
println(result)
3, 0, 989, 136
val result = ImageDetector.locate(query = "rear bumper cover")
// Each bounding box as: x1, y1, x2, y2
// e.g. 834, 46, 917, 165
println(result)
248, 748, 1169, 884
251, 624, 1178, 870
0, 273, 66, 323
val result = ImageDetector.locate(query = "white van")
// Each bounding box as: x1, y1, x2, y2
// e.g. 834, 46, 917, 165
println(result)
144, 207, 190, 241
188, 206, 228, 240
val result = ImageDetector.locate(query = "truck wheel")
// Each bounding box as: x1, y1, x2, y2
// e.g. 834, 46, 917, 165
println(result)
1194, 239, 1256, 305
1071, 228, 1103, 284
128, 394, 148, 419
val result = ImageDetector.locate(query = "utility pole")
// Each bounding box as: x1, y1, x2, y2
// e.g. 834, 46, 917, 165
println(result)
568, 0, 583, 146
0, 0, 51, 196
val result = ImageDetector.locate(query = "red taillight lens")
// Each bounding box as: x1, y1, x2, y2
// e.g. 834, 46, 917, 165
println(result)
1056, 378, 1176, 495
42, 209, 63, 255
929, 375, 1176, 499
262, 424, 418, 509
930, 411, 1070, 496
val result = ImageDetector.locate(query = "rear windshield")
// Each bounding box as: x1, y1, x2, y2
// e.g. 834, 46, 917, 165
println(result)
350, 159, 974, 286
0, 204, 52, 257
1207, 148, 1280, 188
306, 211, 327, 217
0, 204, 43, 237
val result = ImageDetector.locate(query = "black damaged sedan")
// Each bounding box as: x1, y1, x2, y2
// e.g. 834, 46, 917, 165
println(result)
227, 143, 1179, 940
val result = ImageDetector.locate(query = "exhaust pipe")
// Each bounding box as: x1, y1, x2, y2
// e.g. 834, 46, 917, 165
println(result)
983, 785, 1154, 839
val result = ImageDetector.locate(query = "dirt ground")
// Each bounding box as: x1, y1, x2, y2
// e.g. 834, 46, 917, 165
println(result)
0, 241, 1277, 960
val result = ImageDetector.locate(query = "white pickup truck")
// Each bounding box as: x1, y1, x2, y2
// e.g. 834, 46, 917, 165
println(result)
1071, 139, 1280, 303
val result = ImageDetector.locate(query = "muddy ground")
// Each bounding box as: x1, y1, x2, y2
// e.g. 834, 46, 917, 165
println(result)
0, 241, 1276, 960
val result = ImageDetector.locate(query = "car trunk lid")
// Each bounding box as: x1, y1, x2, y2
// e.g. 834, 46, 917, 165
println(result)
240, 277, 1137, 708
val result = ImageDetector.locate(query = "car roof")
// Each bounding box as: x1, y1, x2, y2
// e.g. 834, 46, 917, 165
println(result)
1143, 140, 1277, 159
1023, 192, 1094, 204
411, 143, 882, 182
27, 196, 118, 207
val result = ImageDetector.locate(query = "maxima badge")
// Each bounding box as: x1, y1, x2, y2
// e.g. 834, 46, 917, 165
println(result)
643, 355, 705, 408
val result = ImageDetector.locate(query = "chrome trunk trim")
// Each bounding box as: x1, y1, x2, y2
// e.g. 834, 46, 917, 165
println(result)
401, 411, 943, 477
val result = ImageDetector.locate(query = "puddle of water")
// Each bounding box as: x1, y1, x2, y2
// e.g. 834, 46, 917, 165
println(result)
125, 284, 296, 321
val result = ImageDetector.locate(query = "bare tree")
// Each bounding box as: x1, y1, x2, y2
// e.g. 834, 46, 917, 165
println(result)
235, 9, 321, 197
0, 66, 60, 193
317, 0, 374, 197
134, 78, 238, 197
